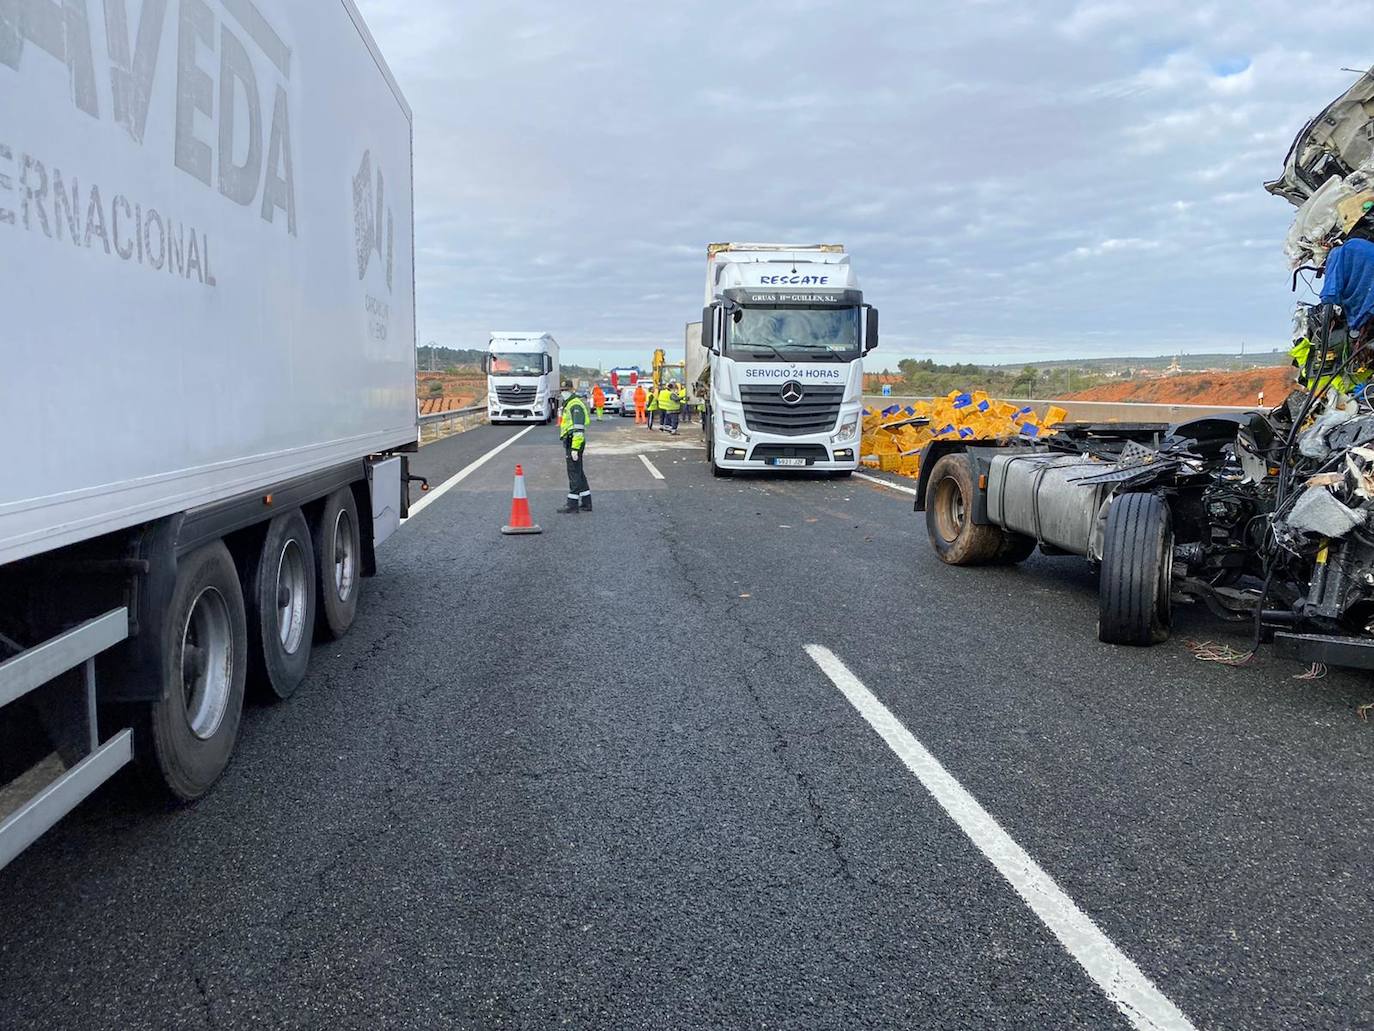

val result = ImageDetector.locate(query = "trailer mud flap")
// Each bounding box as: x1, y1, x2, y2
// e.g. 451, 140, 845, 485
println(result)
368, 456, 403, 548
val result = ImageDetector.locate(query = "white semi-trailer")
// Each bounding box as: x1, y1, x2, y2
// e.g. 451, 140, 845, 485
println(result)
0, 0, 417, 867
484, 332, 559, 424
699, 244, 878, 477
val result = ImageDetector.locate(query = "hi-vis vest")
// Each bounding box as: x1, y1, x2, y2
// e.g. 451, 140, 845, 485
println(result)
560, 395, 590, 449
657, 388, 679, 413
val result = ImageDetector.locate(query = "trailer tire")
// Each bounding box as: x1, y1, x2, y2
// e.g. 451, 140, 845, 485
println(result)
314, 488, 361, 641
246, 509, 316, 699
1098, 492, 1173, 646
925, 454, 1003, 565
142, 541, 247, 802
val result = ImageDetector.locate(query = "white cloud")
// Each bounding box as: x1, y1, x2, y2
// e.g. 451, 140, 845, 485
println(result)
354, 0, 1374, 365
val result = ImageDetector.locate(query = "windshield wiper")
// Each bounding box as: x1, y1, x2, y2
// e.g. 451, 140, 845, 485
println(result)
743, 341, 789, 362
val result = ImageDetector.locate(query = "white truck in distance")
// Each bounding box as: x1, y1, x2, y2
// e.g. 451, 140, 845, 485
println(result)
485, 333, 560, 424
700, 244, 877, 477
0, 0, 416, 867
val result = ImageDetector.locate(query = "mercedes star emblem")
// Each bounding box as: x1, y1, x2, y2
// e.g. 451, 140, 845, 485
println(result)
780, 381, 805, 406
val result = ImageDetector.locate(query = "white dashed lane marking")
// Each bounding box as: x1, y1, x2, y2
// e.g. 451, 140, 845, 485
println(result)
805, 644, 1197, 1031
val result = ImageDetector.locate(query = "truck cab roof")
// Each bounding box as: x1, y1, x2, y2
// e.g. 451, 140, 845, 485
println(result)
706, 244, 857, 303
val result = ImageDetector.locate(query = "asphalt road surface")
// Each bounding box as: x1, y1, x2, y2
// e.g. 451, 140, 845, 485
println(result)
3, 416, 1374, 1030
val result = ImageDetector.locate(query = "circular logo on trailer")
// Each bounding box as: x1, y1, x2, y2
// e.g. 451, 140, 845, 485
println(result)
780, 381, 805, 405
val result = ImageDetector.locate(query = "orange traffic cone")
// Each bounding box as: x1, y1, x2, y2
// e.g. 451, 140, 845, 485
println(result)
501, 465, 542, 535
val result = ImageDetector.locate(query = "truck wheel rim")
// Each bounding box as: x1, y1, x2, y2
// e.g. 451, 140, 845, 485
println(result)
933, 479, 965, 542
182, 587, 233, 740
277, 539, 308, 654
333, 509, 357, 602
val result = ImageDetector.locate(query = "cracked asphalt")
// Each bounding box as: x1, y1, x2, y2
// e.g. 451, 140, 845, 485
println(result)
2, 418, 1374, 1030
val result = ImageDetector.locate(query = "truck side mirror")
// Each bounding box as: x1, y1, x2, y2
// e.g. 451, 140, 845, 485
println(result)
544, 354, 553, 375
701, 307, 716, 353
864, 306, 879, 354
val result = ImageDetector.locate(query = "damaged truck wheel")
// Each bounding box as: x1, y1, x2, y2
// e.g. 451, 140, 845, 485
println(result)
1098, 492, 1173, 646
926, 454, 1029, 565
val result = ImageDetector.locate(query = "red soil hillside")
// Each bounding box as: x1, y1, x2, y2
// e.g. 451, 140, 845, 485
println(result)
1063, 366, 1296, 406
416, 372, 483, 414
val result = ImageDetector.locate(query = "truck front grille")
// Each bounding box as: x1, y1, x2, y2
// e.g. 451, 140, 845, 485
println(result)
749, 444, 830, 462
740, 384, 844, 436
496, 385, 537, 405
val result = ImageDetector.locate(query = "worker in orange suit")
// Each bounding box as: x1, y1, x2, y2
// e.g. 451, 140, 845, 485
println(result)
633, 383, 647, 424
591, 383, 606, 421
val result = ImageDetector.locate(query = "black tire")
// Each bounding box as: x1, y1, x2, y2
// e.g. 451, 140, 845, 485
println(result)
246, 509, 316, 700
925, 454, 1004, 565
140, 541, 247, 802
1098, 493, 1173, 646
993, 531, 1038, 564
314, 488, 362, 641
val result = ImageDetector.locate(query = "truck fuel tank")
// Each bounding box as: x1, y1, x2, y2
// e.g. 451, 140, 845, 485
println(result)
986, 453, 1114, 560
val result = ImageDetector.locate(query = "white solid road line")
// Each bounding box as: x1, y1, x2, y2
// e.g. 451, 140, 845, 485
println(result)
402, 425, 537, 524
804, 644, 1197, 1031
853, 471, 918, 497
638, 454, 665, 480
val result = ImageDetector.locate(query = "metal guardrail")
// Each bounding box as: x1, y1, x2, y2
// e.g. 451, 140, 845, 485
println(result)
417, 404, 487, 443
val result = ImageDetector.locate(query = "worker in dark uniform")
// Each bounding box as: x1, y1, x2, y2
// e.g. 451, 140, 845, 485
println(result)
558, 379, 592, 513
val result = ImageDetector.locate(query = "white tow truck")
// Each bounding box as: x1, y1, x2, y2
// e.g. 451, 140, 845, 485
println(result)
0, 0, 417, 867
699, 243, 878, 477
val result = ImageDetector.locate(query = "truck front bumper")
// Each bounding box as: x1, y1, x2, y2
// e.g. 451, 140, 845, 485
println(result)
489, 406, 542, 420
715, 442, 859, 471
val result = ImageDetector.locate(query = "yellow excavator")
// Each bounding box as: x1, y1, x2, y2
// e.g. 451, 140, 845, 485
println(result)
651, 347, 685, 393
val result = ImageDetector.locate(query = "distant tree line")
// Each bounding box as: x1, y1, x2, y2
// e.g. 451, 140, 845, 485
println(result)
416, 344, 599, 383
889, 358, 1110, 399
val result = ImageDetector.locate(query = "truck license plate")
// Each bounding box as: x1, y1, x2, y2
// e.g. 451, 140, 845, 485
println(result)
769, 457, 810, 467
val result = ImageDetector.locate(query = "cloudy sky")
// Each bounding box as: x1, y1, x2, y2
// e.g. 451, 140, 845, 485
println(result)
353, 0, 1370, 369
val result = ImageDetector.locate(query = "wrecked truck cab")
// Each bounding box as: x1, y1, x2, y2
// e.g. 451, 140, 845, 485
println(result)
1265, 67, 1374, 206
918, 418, 1278, 647
916, 63, 1374, 672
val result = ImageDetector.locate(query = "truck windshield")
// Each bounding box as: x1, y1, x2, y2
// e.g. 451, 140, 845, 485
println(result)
489, 353, 546, 376
725, 307, 860, 361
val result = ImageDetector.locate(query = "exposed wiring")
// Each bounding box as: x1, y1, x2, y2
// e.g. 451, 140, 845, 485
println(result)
1184, 639, 1256, 666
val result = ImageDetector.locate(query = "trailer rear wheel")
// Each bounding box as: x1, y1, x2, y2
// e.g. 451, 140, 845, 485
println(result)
247, 510, 317, 699
142, 541, 247, 801
314, 488, 361, 640
1098, 493, 1173, 646
925, 454, 1003, 565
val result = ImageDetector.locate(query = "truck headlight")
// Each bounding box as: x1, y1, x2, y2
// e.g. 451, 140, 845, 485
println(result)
831, 419, 858, 443
723, 419, 747, 442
